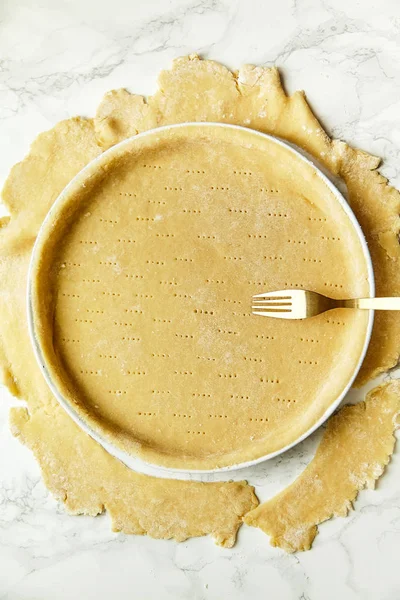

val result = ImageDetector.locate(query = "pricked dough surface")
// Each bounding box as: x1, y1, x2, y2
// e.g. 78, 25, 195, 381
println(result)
95, 56, 400, 386
0, 117, 258, 548
32, 124, 370, 469
1, 55, 399, 545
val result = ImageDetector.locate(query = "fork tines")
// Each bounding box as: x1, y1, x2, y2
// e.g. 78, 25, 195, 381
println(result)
252, 291, 293, 315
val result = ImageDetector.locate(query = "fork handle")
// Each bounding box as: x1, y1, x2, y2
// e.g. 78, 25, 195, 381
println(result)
339, 297, 400, 310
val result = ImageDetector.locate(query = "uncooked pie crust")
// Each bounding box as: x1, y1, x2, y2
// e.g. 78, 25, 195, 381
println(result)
31, 124, 370, 470
244, 380, 400, 552
1, 55, 400, 547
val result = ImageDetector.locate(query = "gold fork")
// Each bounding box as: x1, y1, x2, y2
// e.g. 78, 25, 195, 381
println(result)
252, 290, 400, 320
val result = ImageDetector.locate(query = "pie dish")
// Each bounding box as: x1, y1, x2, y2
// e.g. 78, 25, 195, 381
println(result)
28, 123, 374, 473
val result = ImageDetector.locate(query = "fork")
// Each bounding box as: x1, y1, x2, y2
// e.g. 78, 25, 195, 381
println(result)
252, 290, 400, 320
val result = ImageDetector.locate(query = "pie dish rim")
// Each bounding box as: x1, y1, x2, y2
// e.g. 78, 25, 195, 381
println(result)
26, 122, 375, 480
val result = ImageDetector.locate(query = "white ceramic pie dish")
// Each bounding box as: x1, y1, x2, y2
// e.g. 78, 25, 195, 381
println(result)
27, 122, 375, 481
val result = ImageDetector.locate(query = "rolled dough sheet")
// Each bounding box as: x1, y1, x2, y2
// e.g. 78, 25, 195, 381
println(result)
1, 55, 399, 543
95, 55, 400, 385
0, 120, 258, 547
31, 124, 369, 470
244, 380, 400, 552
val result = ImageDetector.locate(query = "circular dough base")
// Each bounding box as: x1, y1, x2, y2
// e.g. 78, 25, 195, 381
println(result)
30, 124, 371, 470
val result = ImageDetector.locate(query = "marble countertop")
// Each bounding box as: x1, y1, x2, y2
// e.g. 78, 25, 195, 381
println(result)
1, 1, 400, 598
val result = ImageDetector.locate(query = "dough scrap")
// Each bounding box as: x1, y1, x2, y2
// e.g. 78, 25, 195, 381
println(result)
94, 55, 400, 384
244, 380, 400, 552
1, 55, 400, 544
10, 404, 257, 547
331, 142, 400, 384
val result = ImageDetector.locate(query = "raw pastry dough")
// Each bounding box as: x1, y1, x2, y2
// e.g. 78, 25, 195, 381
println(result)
244, 380, 400, 552
11, 404, 257, 546
0, 118, 258, 546
95, 56, 400, 385
1, 55, 399, 543
31, 124, 369, 469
